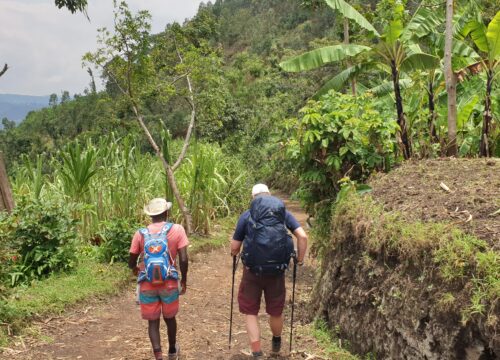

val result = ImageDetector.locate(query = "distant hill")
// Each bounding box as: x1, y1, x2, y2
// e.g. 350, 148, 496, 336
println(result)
0, 94, 49, 124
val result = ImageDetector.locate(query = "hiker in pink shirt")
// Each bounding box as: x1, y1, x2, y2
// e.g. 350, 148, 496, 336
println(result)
129, 198, 189, 360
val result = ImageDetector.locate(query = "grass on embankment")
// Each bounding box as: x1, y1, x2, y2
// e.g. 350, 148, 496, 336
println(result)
0, 216, 236, 346
310, 319, 374, 359
324, 191, 499, 323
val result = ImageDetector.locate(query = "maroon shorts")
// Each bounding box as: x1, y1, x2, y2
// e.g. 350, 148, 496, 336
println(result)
238, 268, 286, 316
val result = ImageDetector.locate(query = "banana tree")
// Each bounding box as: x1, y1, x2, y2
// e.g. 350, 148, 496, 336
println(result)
280, 1, 440, 160
417, 30, 480, 144
461, 10, 500, 157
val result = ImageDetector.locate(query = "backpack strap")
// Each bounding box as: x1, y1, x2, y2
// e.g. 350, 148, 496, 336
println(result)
160, 222, 174, 236
160, 223, 175, 265
139, 227, 150, 241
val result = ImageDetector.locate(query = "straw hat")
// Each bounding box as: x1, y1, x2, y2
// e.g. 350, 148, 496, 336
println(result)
252, 183, 270, 197
144, 198, 172, 216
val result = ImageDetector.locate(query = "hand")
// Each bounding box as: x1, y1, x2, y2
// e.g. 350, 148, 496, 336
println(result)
230, 248, 240, 257
180, 280, 187, 295
132, 266, 139, 276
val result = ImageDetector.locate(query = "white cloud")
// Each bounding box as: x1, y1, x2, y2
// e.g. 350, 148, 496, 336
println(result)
0, 0, 204, 95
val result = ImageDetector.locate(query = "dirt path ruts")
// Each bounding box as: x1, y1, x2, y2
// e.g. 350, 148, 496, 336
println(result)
2, 195, 317, 360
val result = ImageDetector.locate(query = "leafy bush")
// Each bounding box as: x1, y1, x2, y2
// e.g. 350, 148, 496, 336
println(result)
284, 91, 397, 218
96, 218, 140, 263
1, 198, 78, 286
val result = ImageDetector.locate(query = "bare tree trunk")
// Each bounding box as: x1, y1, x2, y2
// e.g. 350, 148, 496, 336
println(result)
130, 102, 193, 234
0, 64, 8, 78
343, 19, 357, 96
480, 69, 493, 157
391, 61, 412, 159
0, 152, 15, 213
444, 0, 458, 156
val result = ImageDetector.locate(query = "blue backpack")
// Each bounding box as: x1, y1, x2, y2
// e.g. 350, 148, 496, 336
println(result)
241, 196, 294, 275
137, 223, 178, 284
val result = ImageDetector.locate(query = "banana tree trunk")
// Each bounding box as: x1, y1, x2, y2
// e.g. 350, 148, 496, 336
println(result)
391, 61, 412, 160
444, 0, 457, 156
428, 81, 438, 143
343, 19, 357, 96
480, 69, 493, 157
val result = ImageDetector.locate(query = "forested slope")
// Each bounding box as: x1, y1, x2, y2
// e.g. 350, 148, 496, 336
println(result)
0, 0, 337, 171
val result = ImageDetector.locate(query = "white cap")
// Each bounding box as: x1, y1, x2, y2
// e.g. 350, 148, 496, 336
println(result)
143, 198, 172, 216
252, 183, 270, 197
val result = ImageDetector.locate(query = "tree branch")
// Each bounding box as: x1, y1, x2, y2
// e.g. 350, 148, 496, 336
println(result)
172, 41, 196, 172
0, 64, 8, 78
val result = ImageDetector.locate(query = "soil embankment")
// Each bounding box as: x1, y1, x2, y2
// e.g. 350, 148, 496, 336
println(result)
313, 158, 499, 359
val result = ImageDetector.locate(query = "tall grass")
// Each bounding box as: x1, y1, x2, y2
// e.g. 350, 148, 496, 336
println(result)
10, 134, 252, 240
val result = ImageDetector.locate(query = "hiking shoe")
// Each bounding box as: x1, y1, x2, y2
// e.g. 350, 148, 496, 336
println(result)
271, 336, 281, 355
252, 350, 264, 358
168, 344, 180, 359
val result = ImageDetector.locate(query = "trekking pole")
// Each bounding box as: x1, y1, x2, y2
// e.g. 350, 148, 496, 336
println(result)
289, 253, 298, 354
229, 254, 238, 349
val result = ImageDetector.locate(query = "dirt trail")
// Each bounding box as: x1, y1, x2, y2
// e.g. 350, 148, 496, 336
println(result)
4, 196, 320, 360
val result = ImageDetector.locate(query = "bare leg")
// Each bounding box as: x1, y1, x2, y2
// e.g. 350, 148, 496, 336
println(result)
164, 317, 177, 354
269, 314, 284, 354
269, 314, 284, 336
246, 315, 262, 353
148, 319, 163, 360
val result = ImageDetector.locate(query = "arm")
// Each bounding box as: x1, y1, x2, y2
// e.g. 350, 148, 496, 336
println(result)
230, 212, 247, 256
128, 253, 140, 275
178, 246, 188, 295
293, 226, 308, 264
128, 231, 141, 275
231, 239, 242, 256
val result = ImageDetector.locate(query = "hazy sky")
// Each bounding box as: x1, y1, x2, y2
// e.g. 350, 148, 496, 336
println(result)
0, 0, 204, 96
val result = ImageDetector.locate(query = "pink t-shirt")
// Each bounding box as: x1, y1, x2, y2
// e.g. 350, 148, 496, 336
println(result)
129, 222, 189, 270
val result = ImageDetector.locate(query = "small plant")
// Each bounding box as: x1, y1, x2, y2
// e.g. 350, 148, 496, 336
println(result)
437, 293, 456, 311
312, 318, 362, 359
96, 218, 140, 264
3, 197, 78, 286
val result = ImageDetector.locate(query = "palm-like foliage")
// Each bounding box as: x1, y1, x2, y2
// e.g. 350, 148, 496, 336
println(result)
279, 1, 440, 159
461, 10, 500, 156
59, 141, 98, 201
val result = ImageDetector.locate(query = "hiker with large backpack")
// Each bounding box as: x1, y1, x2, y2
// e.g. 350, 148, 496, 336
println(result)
230, 184, 308, 358
128, 198, 189, 360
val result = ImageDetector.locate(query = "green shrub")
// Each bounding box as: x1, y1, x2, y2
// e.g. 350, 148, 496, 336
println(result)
96, 218, 140, 263
284, 91, 397, 225
1, 197, 78, 286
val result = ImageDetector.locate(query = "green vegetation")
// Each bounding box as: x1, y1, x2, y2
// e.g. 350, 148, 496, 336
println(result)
284, 91, 396, 219
0, 0, 499, 355
312, 319, 373, 359
1, 134, 250, 283
0, 197, 78, 286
